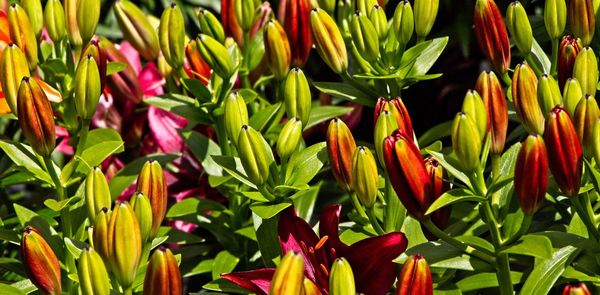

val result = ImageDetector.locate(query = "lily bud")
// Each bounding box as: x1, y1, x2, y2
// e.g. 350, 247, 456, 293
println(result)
544, 106, 583, 197
221, 0, 244, 46
277, 118, 303, 160
396, 255, 432, 295
593, 119, 600, 164
374, 97, 414, 138
414, 0, 438, 40
506, 1, 533, 54
327, 118, 357, 191
329, 258, 356, 295
237, 125, 274, 186
351, 11, 379, 62
114, 0, 160, 60
21, 0, 43, 38
224, 92, 249, 145
233, 0, 256, 31
384, 130, 432, 220
563, 78, 584, 116
78, 247, 111, 295
264, 20, 292, 80
92, 208, 111, 261
136, 160, 168, 238
278, 0, 313, 67
425, 157, 450, 228
8, 4, 38, 70
196, 34, 235, 79
558, 36, 582, 89
514, 134, 549, 215
65, 0, 82, 47
74, 55, 101, 119
461, 90, 488, 139
81, 40, 108, 91
475, 71, 507, 154
185, 40, 211, 82
107, 201, 142, 289
197, 8, 225, 43
44, 0, 66, 43
568, 0, 595, 46
563, 283, 592, 295
392, 1, 414, 46
572, 47, 598, 95
357, 0, 377, 16
21, 226, 62, 295
538, 74, 563, 115
451, 112, 482, 172
144, 247, 182, 295
374, 110, 399, 167
574, 94, 600, 157
474, 0, 511, 74
100, 38, 143, 103
130, 192, 153, 243
369, 5, 388, 42
76, 0, 100, 44
85, 167, 111, 222
269, 252, 304, 295
310, 8, 348, 74
284, 68, 311, 126
544, 0, 567, 40
0, 44, 30, 115
316, 0, 336, 15
351, 146, 379, 208
303, 278, 320, 295
17, 77, 56, 157
513, 63, 545, 134
159, 3, 185, 70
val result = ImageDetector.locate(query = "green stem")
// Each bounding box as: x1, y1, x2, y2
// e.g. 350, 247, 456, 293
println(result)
123, 287, 133, 295
342, 71, 377, 97
571, 195, 600, 241
258, 185, 276, 202
215, 116, 231, 156
366, 207, 385, 235
482, 201, 513, 295
501, 72, 512, 88
550, 38, 559, 75
525, 54, 544, 76
416, 36, 426, 44
350, 193, 368, 218
384, 176, 404, 232
241, 33, 252, 88
75, 119, 91, 158
491, 154, 502, 212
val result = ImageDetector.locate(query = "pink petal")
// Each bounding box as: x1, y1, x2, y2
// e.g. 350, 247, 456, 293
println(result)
91, 94, 122, 132
140, 62, 165, 97
118, 41, 142, 75
170, 220, 197, 233
148, 106, 187, 153
54, 126, 73, 155
221, 269, 275, 295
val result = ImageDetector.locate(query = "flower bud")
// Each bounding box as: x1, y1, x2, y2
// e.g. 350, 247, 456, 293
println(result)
106, 201, 142, 289
414, 0, 438, 40
277, 118, 303, 160
574, 94, 600, 157
329, 258, 356, 295
369, 5, 388, 42
356, 0, 377, 16
374, 97, 414, 138
17, 77, 56, 157
538, 74, 563, 116
350, 11, 379, 62
593, 119, 600, 164
269, 252, 304, 295
233, 0, 256, 31
506, 1, 533, 54
159, 3, 185, 70
284, 68, 311, 126
374, 110, 399, 167
461, 90, 488, 139
237, 125, 274, 186
327, 118, 357, 191
21, 226, 61, 295
278, 0, 313, 67
196, 34, 235, 78
351, 146, 379, 208
185, 40, 211, 82
425, 157, 450, 228
558, 36, 582, 89
78, 247, 111, 295
144, 247, 182, 295
100, 38, 144, 103
44, 0, 66, 43
474, 0, 511, 74
384, 130, 432, 220
264, 20, 291, 80
130, 192, 153, 243
392, 1, 414, 46
76, 0, 100, 44
221, 0, 244, 46
396, 255, 432, 295
451, 112, 482, 172
74, 55, 101, 119
92, 208, 111, 261
572, 47, 598, 95
563, 283, 592, 295
514, 134, 549, 215
568, 0, 595, 46
198, 8, 225, 43
85, 167, 111, 222
224, 92, 249, 145
136, 160, 168, 238
303, 278, 320, 295
0, 44, 30, 115
21, 0, 43, 38
544, 0, 567, 40
114, 0, 160, 60
513, 63, 545, 134
8, 4, 38, 70
563, 78, 584, 116
316, 0, 336, 15
544, 106, 583, 197
81, 40, 108, 91
310, 8, 348, 74
475, 71, 507, 154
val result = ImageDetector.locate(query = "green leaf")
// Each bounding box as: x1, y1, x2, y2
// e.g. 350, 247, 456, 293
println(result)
44, 197, 80, 213
180, 78, 211, 102
425, 188, 483, 215
212, 250, 240, 280
167, 198, 226, 219
10, 279, 36, 294
519, 246, 580, 295
291, 184, 320, 221
249, 103, 282, 133
0, 140, 51, 184
64, 237, 85, 258
401, 216, 428, 249
211, 155, 256, 189
0, 258, 26, 277
456, 272, 523, 292
0, 283, 26, 295
529, 38, 551, 74
402, 240, 491, 271
568, 212, 589, 238
498, 143, 520, 214
426, 150, 471, 188
418, 121, 452, 153
285, 142, 328, 186
108, 153, 179, 198
106, 62, 127, 75
305, 106, 354, 130
313, 82, 374, 107
180, 130, 222, 176
250, 202, 292, 219
501, 234, 552, 259
185, 259, 214, 277
253, 213, 281, 267
238, 191, 270, 202
203, 278, 250, 294
145, 95, 212, 124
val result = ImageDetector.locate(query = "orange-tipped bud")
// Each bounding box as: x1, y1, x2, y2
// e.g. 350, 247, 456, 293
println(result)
514, 134, 549, 215
327, 118, 357, 191
396, 255, 433, 295
474, 0, 510, 74
512, 63, 544, 135
17, 77, 55, 156
136, 160, 168, 238
21, 226, 62, 295
143, 247, 182, 295
475, 71, 507, 154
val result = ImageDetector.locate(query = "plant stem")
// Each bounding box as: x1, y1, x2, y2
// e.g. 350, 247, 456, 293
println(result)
482, 201, 513, 295
571, 195, 600, 241
550, 38, 559, 75
350, 193, 368, 218
491, 154, 502, 211
123, 287, 133, 295
241, 33, 252, 89
501, 72, 512, 87
384, 176, 404, 232
342, 71, 377, 97
366, 207, 385, 235
525, 54, 544, 76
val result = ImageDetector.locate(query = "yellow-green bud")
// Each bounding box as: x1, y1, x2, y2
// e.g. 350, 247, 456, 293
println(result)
196, 34, 235, 78
114, 0, 160, 60
284, 68, 311, 126
329, 258, 356, 295
269, 252, 305, 295
20, 0, 43, 38
76, 0, 100, 44
197, 8, 225, 44
538, 74, 563, 116
78, 247, 111, 295
414, 0, 439, 40
351, 146, 379, 208
392, 1, 414, 46
574, 94, 600, 157
351, 11, 380, 62
461, 90, 488, 139
159, 3, 185, 69
356, 0, 378, 16
310, 8, 348, 74
544, 0, 567, 40
277, 118, 303, 160
264, 20, 292, 80
374, 110, 399, 167
369, 5, 388, 42
592, 119, 600, 164
0, 44, 30, 115
74, 55, 101, 119
130, 192, 153, 243
237, 125, 274, 186
317, 0, 336, 15
506, 1, 533, 55
573, 47, 599, 96
563, 78, 584, 116
451, 112, 482, 172
85, 167, 112, 222
8, 3, 38, 70
224, 92, 249, 145
107, 201, 142, 289
233, 0, 256, 31
65, 0, 82, 47
44, 0, 66, 43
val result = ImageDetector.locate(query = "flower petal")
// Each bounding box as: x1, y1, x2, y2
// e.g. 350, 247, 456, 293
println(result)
318, 204, 349, 253
278, 207, 321, 284
148, 106, 187, 153
118, 41, 142, 75
140, 62, 165, 97
221, 269, 275, 295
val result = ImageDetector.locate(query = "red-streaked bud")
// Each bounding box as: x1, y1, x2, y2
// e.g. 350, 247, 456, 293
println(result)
114, 0, 160, 61
572, 47, 598, 96
78, 247, 111, 295
136, 160, 168, 238
512, 63, 545, 134
221, 0, 244, 46
384, 130, 432, 220
538, 74, 563, 116
185, 40, 211, 83
269, 252, 305, 295
0, 44, 30, 115
374, 97, 413, 138
159, 3, 186, 70
425, 157, 450, 228
573, 94, 600, 157
563, 283, 592, 295
544, 106, 583, 197
17, 77, 56, 157
85, 167, 111, 222
558, 36, 583, 90
461, 90, 488, 139
143, 247, 182, 295
81, 40, 107, 91
351, 146, 379, 208
475, 70, 507, 154
514, 134, 549, 215
278, 0, 313, 67
474, 0, 511, 74
21, 226, 62, 295
396, 254, 433, 295
567, 0, 595, 46
451, 112, 482, 172
310, 8, 348, 74
563, 78, 584, 116
264, 20, 291, 80
106, 201, 142, 289
8, 3, 38, 70
100, 38, 144, 103
130, 192, 153, 243
327, 118, 357, 191
44, 0, 66, 43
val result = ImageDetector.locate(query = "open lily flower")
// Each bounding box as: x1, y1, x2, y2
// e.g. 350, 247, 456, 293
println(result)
223, 204, 408, 295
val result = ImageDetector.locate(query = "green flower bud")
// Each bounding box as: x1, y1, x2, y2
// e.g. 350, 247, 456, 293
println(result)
17, 77, 56, 157
369, 5, 388, 42
573, 47, 598, 96
574, 94, 600, 157
237, 125, 275, 186
114, 0, 160, 60
76, 0, 100, 44
538, 74, 563, 116
593, 119, 600, 164
317, 0, 336, 15
513, 63, 545, 134
197, 8, 225, 43
74, 55, 101, 119
21, 0, 43, 38
392, 1, 414, 46
310, 8, 348, 74
144, 247, 182, 295
284, 68, 311, 126
357, 0, 378, 16
196, 34, 235, 78
65, 0, 82, 47
351, 11, 379, 62
224, 92, 249, 145
544, 0, 567, 39
264, 20, 292, 80
451, 112, 482, 172
329, 258, 356, 295
136, 160, 168, 239
414, 0, 439, 40
44, 0, 67, 43
564, 78, 584, 116
269, 252, 304, 295
277, 118, 303, 160
8, 3, 38, 70
85, 167, 111, 222
461, 90, 488, 139
78, 247, 111, 295
0, 44, 31, 115
506, 1, 533, 54
130, 192, 153, 243
159, 3, 185, 70
92, 208, 111, 261
351, 146, 379, 208
107, 201, 142, 289
234, 0, 256, 31
374, 110, 399, 167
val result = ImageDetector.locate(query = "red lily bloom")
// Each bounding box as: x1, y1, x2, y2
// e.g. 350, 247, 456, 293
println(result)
222, 204, 408, 295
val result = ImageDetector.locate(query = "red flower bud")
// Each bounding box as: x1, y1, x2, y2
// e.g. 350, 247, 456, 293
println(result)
136, 160, 168, 238
514, 134, 549, 215
185, 40, 211, 84
558, 36, 583, 90
327, 118, 357, 191
221, 0, 244, 46
278, 0, 313, 67
21, 226, 62, 295
567, 0, 595, 46
474, 0, 511, 74
563, 283, 592, 295
396, 254, 433, 295
143, 247, 182, 295
374, 97, 413, 138
425, 157, 450, 228
475, 70, 507, 154
17, 76, 56, 156
513, 63, 544, 135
